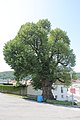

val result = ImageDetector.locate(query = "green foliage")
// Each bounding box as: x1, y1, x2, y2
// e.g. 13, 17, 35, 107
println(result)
37, 19, 51, 32
0, 84, 21, 92
0, 71, 32, 85
3, 19, 76, 99
46, 99, 72, 106
76, 73, 80, 79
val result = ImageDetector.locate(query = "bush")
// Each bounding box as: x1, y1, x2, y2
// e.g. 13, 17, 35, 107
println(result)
0, 84, 22, 93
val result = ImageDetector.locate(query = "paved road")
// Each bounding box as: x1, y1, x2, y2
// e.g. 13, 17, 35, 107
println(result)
0, 93, 80, 120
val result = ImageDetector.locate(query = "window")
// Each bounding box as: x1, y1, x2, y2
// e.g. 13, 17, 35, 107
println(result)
61, 95, 64, 98
61, 87, 63, 93
55, 95, 57, 99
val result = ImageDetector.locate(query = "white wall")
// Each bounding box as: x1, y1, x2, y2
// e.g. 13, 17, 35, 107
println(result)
27, 85, 42, 96
27, 84, 68, 101
52, 85, 68, 101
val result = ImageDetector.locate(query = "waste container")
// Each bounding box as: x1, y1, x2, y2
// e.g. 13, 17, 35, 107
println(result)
37, 95, 43, 102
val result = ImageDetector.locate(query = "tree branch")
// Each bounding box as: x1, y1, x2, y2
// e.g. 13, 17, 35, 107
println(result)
56, 78, 65, 83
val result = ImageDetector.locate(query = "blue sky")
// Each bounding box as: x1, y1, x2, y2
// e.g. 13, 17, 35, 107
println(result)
0, 0, 80, 72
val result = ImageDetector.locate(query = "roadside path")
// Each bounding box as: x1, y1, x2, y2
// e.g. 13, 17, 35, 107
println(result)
0, 93, 80, 120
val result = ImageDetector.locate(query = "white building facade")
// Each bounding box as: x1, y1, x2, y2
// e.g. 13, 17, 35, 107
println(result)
27, 83, 68, 101
52, 84, 68, 101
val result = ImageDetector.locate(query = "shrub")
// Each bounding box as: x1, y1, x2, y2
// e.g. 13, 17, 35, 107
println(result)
0, 84, 22, 93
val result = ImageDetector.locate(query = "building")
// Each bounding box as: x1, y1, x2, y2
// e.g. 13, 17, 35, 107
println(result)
52, 84, 68, 101
27, 80, 68, 101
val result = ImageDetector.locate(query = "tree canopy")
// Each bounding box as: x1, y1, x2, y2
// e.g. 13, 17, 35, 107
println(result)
3, 19, 76, 99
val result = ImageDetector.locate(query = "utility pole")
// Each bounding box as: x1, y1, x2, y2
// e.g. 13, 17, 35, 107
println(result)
70, 71, 74, 106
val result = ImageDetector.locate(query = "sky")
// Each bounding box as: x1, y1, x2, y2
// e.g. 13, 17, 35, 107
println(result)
0, 0, 80, 72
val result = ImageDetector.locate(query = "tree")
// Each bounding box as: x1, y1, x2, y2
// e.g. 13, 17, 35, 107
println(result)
3, 19, 76, 99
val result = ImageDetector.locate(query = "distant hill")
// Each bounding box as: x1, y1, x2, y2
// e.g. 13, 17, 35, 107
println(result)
0, 71, 15, 80
0, 71, 79, 81
0, 71, 31, 81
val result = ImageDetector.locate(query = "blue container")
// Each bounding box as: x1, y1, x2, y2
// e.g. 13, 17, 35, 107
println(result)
37, 95, 43, 102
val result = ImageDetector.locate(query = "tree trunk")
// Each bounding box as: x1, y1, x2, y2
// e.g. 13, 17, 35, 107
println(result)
42, 80, 54, 100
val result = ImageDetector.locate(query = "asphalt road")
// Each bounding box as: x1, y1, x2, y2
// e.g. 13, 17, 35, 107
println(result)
0, 93, 80, 120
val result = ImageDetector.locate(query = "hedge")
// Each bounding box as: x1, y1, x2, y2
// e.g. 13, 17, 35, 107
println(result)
0, 84, 22, 93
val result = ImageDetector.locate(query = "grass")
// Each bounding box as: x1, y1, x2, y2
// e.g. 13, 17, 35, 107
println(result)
22, 95, 73, 106
46, 99, 72, 106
